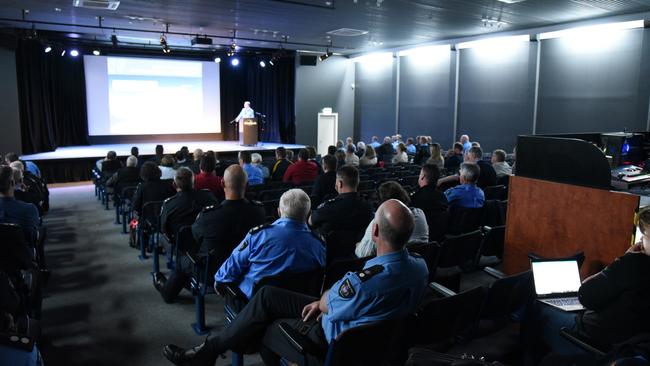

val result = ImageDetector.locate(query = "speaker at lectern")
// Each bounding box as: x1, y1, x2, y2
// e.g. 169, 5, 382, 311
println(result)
242, 118, 258, 146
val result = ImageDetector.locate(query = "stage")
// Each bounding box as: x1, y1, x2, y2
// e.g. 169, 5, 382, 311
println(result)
22, 141, 305, 183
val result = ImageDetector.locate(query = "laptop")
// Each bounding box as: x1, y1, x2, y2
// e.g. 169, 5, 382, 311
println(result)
531, 259, 586, 312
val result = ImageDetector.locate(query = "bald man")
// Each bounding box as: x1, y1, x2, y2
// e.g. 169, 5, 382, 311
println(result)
154, 165, 266, 303
163, 199, 429, 366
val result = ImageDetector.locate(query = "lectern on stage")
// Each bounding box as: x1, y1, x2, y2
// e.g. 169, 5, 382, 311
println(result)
241, 117, 258, 146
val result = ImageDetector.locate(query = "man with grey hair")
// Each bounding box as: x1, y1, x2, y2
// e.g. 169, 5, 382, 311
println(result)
106, 155, 142, 201
214, 188, 325, 299
443, 162, 484, 210
163, 199, 427, 366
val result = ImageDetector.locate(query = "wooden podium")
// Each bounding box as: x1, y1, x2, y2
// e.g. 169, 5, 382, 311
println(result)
242, 118, 258, 146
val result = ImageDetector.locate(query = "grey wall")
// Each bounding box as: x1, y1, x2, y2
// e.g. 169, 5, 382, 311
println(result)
355, 59, 397, 142
295, 56, 355, 147
398, 50, 456, 147
0, 47, 22, 154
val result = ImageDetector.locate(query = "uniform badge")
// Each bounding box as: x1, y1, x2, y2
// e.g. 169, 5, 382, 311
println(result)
338, 278, 356, 299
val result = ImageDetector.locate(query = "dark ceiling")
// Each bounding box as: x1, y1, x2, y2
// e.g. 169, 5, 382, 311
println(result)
1, 0, 650, 54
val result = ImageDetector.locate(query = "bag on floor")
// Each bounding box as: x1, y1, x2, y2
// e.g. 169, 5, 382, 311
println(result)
129, 219, 138, 248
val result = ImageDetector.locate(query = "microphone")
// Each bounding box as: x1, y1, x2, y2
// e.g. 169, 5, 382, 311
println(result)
255, 112, 267, 117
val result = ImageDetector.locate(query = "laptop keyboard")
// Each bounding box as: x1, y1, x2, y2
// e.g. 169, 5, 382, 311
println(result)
545, 298, 581, 307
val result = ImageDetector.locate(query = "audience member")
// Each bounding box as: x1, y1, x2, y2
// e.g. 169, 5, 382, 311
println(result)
154, 165, 265, 303
9, 161, 47, 215
414, 136, 431, 165
444, 163, 484, 209
191, 149, 204, 174
344, 144, 360, 166
238, 151, 264, 186
152, 144, 165, 165
11, 166, 41, 216
336, 140, 344, 152
326, 145, 337, 157
286, 149, 295, 162
106, 155, 142, 202
460, 134, 472, 152
159, 167, 217, 242
194, 154, 225, 200
369, 135, 381, 149
283, 148, 319, 185
305, 146, 322, 172
375, 136, 395, 163
345, 137, 356, 153
130, 146, 144, 168
309, 165, 373, 236
360, 145, 378, 167
466, 146, 497, 188
491, 149, 512, 177
159, 155, 177, 180
132, 162, 176, 216
334, 150, 346, 168
214, 189, 326, 299
163, 199, 427, 366
101, 151, 123, 176
4, 152, 40, 178
411, 163, 448, 215
392, 143, 408, 164
0, 166, 39, 235
271, 147, 292, 181
391, 134, 402, 150
174, 149, 192, 170
311, 154, 338, 206
251, 153, 270, 179
444, 142, 464, 173
426, 143, 444, 169
356, 141, 366, 158
355, 181, 428, 257
405, 137, 417, 154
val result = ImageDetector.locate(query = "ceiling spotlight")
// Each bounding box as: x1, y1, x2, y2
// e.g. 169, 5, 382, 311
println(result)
70, 49, 79, 57
269, 59, 274, 66
160, 34, 171, 54
227, 41, 237, 57
111, 34, 118, 48
319, 49, 333, 62
60, 49, 66, 56
92, 49, 100, 56
231, 58, 239, 66
44, 46, 52, 53
214, 57, 221, 63
259, 60, 266, 68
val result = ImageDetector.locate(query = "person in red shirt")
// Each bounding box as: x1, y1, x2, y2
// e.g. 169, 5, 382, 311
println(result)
283, 148, 319, 186
194, 154, 224, 201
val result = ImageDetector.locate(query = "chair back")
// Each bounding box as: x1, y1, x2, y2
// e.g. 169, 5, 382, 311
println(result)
324, 229, 366, 264
480, 270, 534, 320
120, 186, 138, 201
176, 225, 197, 253
480, 225, 506, 258
439, 230, 484, 271
325, 318, 403, 366
484, 185, 508, 201
141, 200, 163, 231
413, 286, 486, 346
0, 223, 32, 271
408, 242, 441, 282
323, 256, 372, 291
253, 267, 324, 298
480, 200, 507, 227
425, 210, 449, 242
261, 199, 280, 222
447, 207, 483, 235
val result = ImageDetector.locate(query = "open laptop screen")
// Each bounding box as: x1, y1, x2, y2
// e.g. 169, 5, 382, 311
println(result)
531, 260, 582, 296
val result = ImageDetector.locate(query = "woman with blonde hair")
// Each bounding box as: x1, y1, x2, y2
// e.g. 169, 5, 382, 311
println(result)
392, 143, 408, 164
426, 143, 444, 169
360, 145, 378, 167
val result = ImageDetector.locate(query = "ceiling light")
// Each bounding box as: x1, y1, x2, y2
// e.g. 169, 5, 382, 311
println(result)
259, 60, 266, 68
231, 58, 239, 66
214, 57, 221, 63
269, 59, 275, 66
351, 52, 393, 64
44, 46, 52, 53
60, 49, 66, 56
70, 49, 79, 57
319, 49, 333, 62
160, 34, 171, 54
111, 34, 118, 48
456, 34, 529, 49
227, 41, 237, 57
538, 20, 644, 40
92, 49, 100, 56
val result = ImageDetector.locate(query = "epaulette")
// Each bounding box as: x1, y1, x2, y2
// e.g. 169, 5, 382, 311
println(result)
163, 195, 178, 203
251, 200, 264, 206
249, 223, 272, 234
355, 264, 384, 282
317, 197, 338, 209
410, 251, 423, 259
202, 205, 220, 212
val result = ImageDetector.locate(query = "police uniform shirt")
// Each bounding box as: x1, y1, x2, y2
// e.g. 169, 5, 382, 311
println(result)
310, 192, 373, 234
242, 164, 265, 186
214, 218, 326, 299
191, 199, 266, 264
160, 190, 217, 238
321, 249, 428, 342
444, 183, 485, 209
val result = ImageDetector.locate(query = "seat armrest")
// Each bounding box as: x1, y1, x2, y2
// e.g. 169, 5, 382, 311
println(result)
186, 251, 199, 265
560, 327, 606, 357
428, 282, 456, 297
483, 266, 505, 279
278, 322, 306, 354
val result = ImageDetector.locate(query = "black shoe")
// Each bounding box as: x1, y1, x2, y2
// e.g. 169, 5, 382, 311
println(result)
163, 343, 210, 366
153, 272, 167, 291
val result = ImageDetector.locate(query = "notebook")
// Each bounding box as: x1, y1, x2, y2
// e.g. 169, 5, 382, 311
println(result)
531, 259, 586, 312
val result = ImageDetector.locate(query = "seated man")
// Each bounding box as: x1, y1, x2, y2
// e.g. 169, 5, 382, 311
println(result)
214, 188, 325, 299
239, 151, 264, 186
132, 162, 176, 216
0, 166, 39, 237
524, 209, 650, 362
375, 136, 395, 163
438, 146, 497, 190
154, 165, 266, 303
309, 165, 373, 237
160, 167, 217, 244
163, 199, 428, 366
414, 136, 431, 165
106, 155, 142, 200
9, 162, 44, 216
444, 163, 484, 210
444, 142, 464, 174
491, 149, 512, 177
311, 155, 338, 207
4, 152, 40, 178
411, 164, 448, 214
101, 150, 123, 177
251, 153, 270, 179
283, 148, 319, 185
271, 147, 292, 181
194, 154, 224, 201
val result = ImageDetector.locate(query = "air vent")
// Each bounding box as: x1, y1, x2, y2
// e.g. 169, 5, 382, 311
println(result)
496, 0, 527, 3
326, 28, 369, 37
73, 0, 121, 10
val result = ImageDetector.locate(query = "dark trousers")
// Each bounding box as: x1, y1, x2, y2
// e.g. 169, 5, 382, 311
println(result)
195, 286, 327, 365
159, 256, 193, 303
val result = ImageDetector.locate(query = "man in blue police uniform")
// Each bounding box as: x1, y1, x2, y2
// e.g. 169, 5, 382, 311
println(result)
444, 163, 485, 210
238, 151, 264, 186
214, 188, 325, 299
163, 199, 428, 366
0, 166, 39, 235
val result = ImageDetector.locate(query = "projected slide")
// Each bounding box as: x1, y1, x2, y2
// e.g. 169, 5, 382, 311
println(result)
85, 56, 221, 136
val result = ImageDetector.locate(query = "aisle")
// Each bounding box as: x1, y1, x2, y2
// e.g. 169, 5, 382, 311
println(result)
39, 183, 262, 366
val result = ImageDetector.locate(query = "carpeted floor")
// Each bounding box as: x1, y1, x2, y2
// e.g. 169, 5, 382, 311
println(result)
39, 183, 263, 366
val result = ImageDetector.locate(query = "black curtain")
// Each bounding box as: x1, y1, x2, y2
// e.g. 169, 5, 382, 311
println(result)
220, 54, 296, 143
16, 39, 89, 154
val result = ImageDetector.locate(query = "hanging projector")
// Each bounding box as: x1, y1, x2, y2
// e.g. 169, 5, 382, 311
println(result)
191, 36, 213, 46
